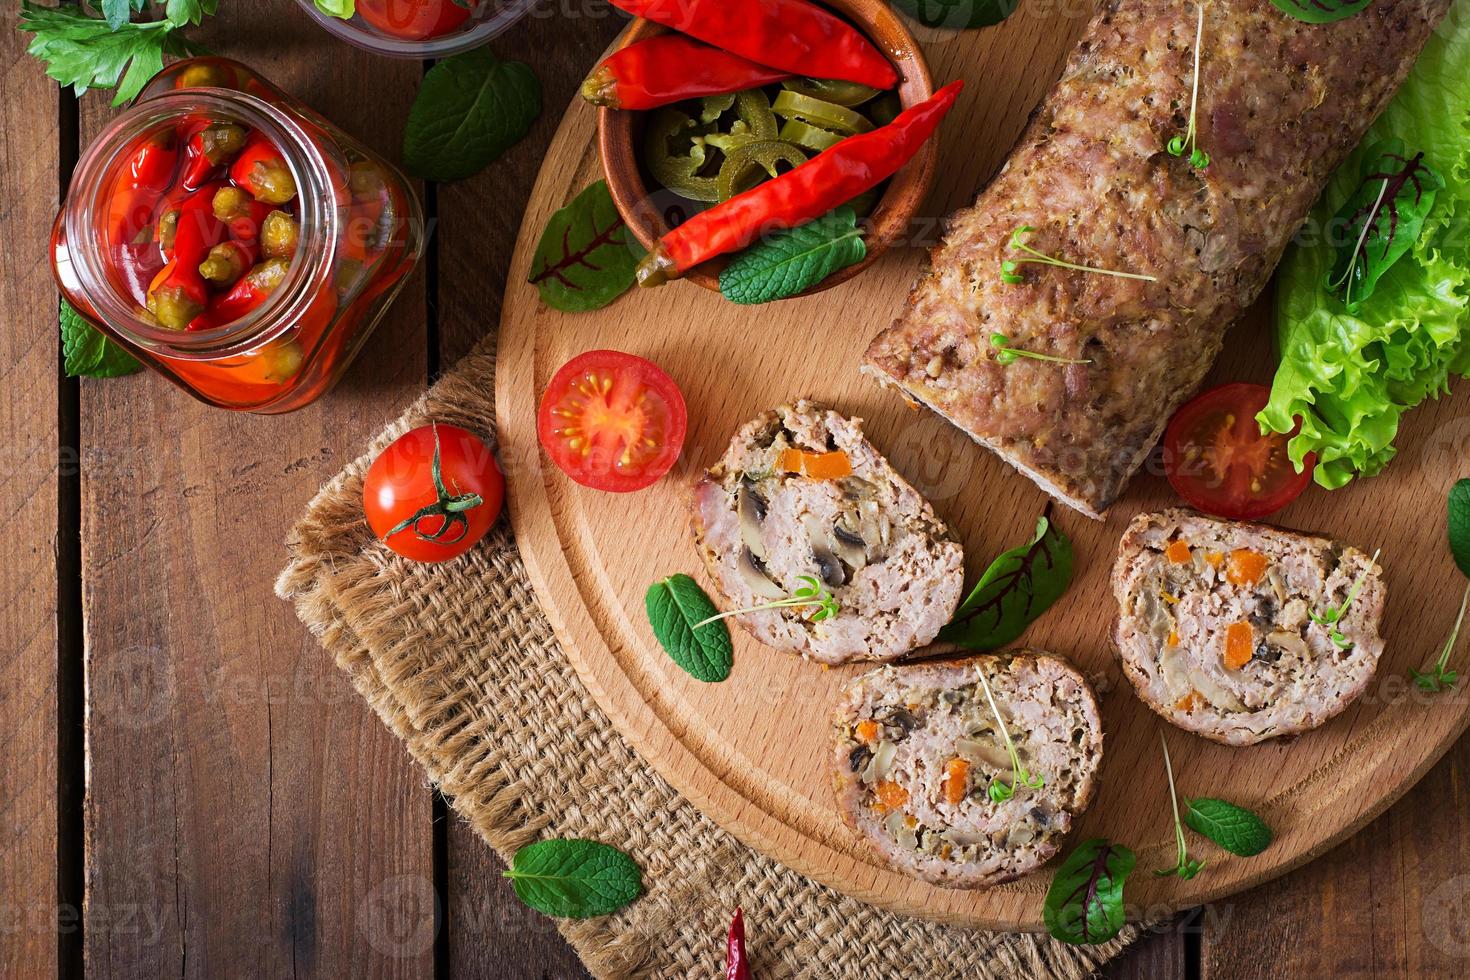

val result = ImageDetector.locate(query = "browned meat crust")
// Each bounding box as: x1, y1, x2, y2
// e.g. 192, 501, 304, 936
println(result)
862, 0, 1453, 517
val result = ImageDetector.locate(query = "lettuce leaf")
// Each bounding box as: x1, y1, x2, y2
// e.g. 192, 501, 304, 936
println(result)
1260, 2, 1470, 488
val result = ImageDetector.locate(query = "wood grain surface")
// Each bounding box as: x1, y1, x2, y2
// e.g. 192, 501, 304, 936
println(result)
496, 1, 1470, 935
2, 0, 1469, 975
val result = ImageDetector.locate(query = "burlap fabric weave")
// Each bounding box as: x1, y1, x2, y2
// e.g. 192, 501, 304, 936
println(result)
274, 339, 1146, 978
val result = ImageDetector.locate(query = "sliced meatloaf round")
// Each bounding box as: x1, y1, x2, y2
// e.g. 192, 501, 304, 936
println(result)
832, 654, 1104, 887
1112, 509, 1387, 746
691, 400, 964, 664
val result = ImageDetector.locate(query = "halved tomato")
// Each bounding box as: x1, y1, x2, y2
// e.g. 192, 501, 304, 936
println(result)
1162, 382, 1314, 520
536, 350, 688, 493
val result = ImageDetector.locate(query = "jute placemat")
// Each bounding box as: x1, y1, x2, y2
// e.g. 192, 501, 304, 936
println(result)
275, 337, 1146, 978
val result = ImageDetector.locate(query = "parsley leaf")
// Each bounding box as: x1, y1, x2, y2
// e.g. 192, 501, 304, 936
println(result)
61, 300, 141, 379
503, 839, 642, 919
645, 574, 733, 682
19, 1, 207, 106
403, 49, 540, 182
719, 206, 866, 305
529, 181, 640, 312
1184, 798, 1273, 857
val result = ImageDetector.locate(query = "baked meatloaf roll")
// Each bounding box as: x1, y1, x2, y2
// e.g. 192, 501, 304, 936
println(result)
833, 655, 1104, 887
862, 0, 1453, 518
691, 401, 963, 664
1112, 509, 1386, 746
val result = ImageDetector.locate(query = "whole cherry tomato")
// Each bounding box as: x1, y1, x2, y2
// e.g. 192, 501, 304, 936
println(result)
364, 423, 504, 562
355, 0, 476, 40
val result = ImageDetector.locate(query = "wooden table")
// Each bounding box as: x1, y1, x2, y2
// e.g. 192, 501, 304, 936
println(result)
3, 2, 1467, 976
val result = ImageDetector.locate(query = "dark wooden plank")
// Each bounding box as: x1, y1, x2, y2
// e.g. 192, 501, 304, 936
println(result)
1202, 740, 1470, 977
77, 3, 434, 976
0, 20, 63, 980
1102, 914, 1192, 980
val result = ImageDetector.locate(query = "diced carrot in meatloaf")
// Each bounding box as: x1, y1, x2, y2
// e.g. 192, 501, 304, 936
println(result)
874, 780, 909, 811
856, 719, 879, 744
1226, 549, 1269, 587
1223, 621, 1254, 670
943, 757, 970, 805
1166, 540, 1192, 564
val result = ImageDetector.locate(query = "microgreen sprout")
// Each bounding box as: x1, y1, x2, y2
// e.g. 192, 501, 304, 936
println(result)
990, 333, 1093, 366
693, 574, 839, 628
1167, 4, 1211, 170
1308, 548, 1380, 649
1000, 225, 1159, 286
1153, 732, 1205, 880
1412, 580, 1468, 693
1327, 177, 1391, 307
976, 667, 1045, 803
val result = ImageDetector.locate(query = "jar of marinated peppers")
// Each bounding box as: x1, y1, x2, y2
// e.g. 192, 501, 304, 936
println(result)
51, 57, 425, 413
296, 0, 535, 58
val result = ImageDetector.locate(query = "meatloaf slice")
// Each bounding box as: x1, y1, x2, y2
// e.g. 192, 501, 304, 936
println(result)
1112, 509, 1386, 746
691, 401, 963, 664
832, 654, 1104, 888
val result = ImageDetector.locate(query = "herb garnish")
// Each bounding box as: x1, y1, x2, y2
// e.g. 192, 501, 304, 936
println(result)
403, 49, 541, 182
530, 181, 640, 313
719, 206, 867, 305
1308, 547, 1380, 649
1412, 479, 1470, 692
892, 0, 1021, 30
646, 574, 734, 682
1043, 839, 1136, 945
975, 667, 1044, 803
1184, 798, 1273, 856
1153, 733, 1205, 880
693, 574, 839, 628
61, 300, 140, 378
1000, 225, 1158, 285
1166, 4, 1211, 170
938, 508, 1073, 650
1325, 140, 1443, 310
1268, 0, 1374, 24
989, 332, 1091, 366
503, 839, 642, 919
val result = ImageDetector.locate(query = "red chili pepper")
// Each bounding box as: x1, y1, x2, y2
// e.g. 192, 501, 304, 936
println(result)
107, 131, 179, 245
608, 0, 896, 89
638, 80, 962, 284
211, 186, 276, 246
205, 257, 291, 325
229, 132, 298, 205
581, 35, 793, 110
725, 908, 749, 980
146, 182, 228, 329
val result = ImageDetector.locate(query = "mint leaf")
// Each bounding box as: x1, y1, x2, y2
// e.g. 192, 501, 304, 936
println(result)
892, 0, 1019, 29
19, 2, 199, 106
1043, 839, 1136, 945
719, 207, 866, 305
1185, 798, 1273, 857
61, 300, 141, 379
646, 574, 733, 682
403, 50, 540, 182
1269, 0, 1373, 23
938, 511, 1072, 650
1449, 480, 1470, 579
529, 181, 641, 312
504, 839, 641, 919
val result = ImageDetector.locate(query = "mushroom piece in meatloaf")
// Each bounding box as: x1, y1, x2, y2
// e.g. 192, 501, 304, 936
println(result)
832, 654, 1104, 888
1112, 509, 1386, 746
691, 401, 964, 664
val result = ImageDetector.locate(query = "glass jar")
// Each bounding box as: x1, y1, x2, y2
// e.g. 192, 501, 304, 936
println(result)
295, 0, 536, 58
52, 57, 425, 413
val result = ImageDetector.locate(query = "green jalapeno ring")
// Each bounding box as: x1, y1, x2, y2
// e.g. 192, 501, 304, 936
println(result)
781, 77, 882, 108
772, 90, 874, 136
715, 139, 808, 202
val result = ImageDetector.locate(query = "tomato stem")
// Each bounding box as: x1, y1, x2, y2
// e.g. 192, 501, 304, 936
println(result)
385, 422, 484, 544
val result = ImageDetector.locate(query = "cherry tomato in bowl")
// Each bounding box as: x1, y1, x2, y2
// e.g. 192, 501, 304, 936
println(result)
1162, 382, 1314, 521
364, 423, 504, 562
537, 349, 688, 492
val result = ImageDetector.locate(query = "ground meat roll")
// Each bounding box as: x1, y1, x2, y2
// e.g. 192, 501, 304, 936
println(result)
1113, 509, 1386, 745
833, 655, 1104, 887
691, 400, 963, 664
862, 0, 1454, 518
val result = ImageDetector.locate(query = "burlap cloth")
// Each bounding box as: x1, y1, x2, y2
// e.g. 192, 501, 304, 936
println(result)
274, 338, 1147, 978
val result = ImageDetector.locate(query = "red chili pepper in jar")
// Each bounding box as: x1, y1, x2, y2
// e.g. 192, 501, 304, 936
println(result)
178, 119, 249, 190
725, 908, 749, 980
198, 240, 257, 287
146, 181, 228, 329
204, 258, 292, 325
580, 35, 793, 110
106, 130, 179, 245
606, 0, 897, 90
211, 186, 276, 246
637, 80, 962, 285
229, 132, 298, 205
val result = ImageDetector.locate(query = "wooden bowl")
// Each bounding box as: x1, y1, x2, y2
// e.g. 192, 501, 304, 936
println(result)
595, 0, 936, 297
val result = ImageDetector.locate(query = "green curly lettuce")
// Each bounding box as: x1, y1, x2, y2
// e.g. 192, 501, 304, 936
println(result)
1260, 4, 1470, 488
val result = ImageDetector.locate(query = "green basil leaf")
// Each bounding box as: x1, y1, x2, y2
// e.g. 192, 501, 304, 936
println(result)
312, 0, 356, 17
403, 50, 540, 182
719, 207, 866, 305
503, 839, 642, 918
1184, 798, 1273, 857
1325, 139, 1444, 310
645, 574, 733, 682
1043, 839, 1136, 945
1269, 0, 1374, 22
61, 300, 141, 379
891, 0, 1020, 29
529, 181, 641, 312
1448, 480, 1470, 579
937, 512, 1072, 650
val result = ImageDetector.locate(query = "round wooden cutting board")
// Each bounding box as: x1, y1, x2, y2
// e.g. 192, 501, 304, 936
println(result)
495, 13, 1470, 929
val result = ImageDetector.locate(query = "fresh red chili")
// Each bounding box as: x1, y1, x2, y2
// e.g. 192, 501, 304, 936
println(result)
606, 0, 897, 90
107, 130, 179, 245
581, 35, 793, 110
637, 80, 962, 284
725, 908, 749, 980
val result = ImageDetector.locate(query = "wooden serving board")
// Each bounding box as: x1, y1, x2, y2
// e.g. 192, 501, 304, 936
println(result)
495, 14, 1470, 929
